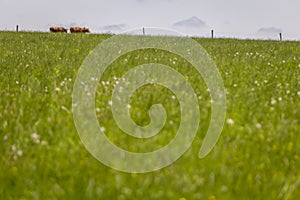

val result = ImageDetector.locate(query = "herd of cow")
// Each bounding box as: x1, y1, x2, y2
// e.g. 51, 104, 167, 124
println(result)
49, 26, 90, 33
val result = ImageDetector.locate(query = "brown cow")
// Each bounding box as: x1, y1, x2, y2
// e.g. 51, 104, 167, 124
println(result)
70, 27, 90, 33
50, 27, 68, 33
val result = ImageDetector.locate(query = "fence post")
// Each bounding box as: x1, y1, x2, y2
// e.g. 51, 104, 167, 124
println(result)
16, 25, 19, 32
279, 33, 282, 41
211, 30, 214, 38
143, 27, 145, 35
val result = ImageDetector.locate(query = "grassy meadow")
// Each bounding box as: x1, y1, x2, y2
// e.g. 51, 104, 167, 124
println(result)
0, 31, 300, 199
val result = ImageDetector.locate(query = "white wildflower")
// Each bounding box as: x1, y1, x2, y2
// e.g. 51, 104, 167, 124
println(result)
100, 127, 106, 133
31, 133, 40, 144
11, 144, 17, 152
17, 150, 23, 157
60, 81, 65, 87
55, 87, 61, 92
226, 118, 234, 125
31, 133, 39, 140
271, 99, 277, 105
277, 83, 282, 88
256, 123, 262, 129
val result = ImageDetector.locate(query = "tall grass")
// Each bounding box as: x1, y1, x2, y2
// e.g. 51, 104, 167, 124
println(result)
0, 31, 300, 199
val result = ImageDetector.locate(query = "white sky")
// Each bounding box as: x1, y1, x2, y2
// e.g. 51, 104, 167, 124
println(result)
1, 0, 299, 40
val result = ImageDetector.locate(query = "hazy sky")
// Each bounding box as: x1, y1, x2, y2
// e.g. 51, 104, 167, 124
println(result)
1, 0, 299, 40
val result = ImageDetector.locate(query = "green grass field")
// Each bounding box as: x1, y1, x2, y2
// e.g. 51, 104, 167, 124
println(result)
0, 31, 300, 199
